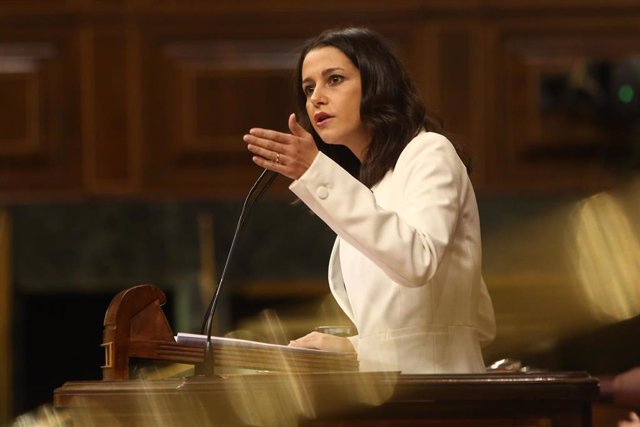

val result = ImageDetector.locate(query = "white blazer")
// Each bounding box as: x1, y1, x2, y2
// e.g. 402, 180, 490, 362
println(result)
289, 131, 495, 374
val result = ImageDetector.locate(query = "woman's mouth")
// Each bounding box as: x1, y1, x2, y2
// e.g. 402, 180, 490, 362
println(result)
314, 112, 334, 126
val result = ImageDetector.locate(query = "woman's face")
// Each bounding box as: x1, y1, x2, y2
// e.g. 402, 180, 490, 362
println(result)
301, 46, 371, 161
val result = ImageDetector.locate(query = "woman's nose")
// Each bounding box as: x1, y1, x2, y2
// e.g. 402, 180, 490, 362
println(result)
310, 87, 327, 106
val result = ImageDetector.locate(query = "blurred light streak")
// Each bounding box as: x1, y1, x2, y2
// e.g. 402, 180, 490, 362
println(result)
228, 309, 315, 427
225, 309, 396, 426
569, 186, 640, 322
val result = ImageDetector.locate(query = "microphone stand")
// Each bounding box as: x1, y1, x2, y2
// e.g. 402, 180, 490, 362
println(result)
195, 168, 278, 377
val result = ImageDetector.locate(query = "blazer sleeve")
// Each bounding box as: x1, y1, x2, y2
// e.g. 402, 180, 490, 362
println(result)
289, 132, 467, 287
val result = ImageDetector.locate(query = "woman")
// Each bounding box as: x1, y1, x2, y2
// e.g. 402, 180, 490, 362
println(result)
243, 27, 495, 373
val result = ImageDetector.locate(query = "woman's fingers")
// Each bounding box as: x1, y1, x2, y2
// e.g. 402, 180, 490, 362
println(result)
244, 131, 290, 153
244, 126, 300, 164
246, 142, 280, 163
247, 127, 294, 145
244, 113, 319, 179
243, 131, 288, 171
288, 332, 355, 353
289, 113, 310, 138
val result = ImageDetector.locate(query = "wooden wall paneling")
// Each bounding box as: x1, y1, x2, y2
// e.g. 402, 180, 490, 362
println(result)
80, 24, 141, 195
438, 30, 472, 142
1, 4, 638, 200
0, 0, 73, 11
0, 29, 82, 200
411, 24, 440, 112
141, 33, 302, 198
482, 24, 503, 194
490, 18, 640, 193
471, 23, 493, 192
0, 56, 41, 156
437, 24, 488, 189
69, 0, 147, 15
83, 0, 133, 9
414, 21, 489, 190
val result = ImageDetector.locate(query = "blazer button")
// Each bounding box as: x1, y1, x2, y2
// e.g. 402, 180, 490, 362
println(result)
316, 186, 329, 200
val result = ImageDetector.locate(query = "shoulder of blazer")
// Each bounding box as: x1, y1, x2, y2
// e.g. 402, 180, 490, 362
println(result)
394, 131, 465, 178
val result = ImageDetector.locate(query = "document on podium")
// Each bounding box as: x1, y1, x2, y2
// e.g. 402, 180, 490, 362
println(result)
176, 332, 331, 353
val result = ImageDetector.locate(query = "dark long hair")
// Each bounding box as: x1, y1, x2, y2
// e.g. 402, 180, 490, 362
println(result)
294, 27, 469, 188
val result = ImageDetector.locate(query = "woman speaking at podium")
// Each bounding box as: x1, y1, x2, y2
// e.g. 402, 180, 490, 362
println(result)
243, 27, 495, 374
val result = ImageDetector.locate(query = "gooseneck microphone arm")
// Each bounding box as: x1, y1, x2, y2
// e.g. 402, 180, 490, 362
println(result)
196, 168, 278, 376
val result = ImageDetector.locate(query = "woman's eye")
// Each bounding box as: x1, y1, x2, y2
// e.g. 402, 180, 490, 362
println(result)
329, 75, 344, 85
303, 85, 315, 97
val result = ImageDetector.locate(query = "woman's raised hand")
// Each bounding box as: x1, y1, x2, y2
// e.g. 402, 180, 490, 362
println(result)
244, 113, 319, 180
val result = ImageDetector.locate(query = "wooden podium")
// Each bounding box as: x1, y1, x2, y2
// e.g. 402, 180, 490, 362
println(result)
53, 285, 600, 426
100, 284, 358, 379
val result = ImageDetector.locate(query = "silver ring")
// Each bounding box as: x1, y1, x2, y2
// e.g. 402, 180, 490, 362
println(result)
275, 152, 280, 164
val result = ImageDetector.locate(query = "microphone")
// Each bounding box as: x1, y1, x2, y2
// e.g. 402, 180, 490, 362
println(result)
196, 168, 278, 376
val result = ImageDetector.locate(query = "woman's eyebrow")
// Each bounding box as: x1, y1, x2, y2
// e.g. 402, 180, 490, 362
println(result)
302, 67, 345, 85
